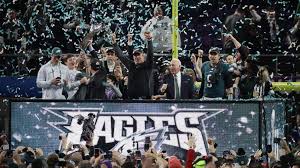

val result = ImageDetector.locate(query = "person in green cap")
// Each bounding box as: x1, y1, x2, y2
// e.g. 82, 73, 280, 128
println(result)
36, 47, 69, 99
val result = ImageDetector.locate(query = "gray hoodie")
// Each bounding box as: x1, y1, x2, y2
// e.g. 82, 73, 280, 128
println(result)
36, 61, 68, 99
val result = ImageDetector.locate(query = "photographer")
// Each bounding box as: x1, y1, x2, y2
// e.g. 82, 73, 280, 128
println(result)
79, 113, 96, 146
199, 48, 233, 99
36, 47, 69, 99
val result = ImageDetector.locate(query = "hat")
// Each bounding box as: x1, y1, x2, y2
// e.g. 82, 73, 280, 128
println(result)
90, 58, 102, 70
133, 49, 144, 56
168, 156, 182, 168
52, 47, 62, 57
133, 46, 145, 55
209, 47, 220, 55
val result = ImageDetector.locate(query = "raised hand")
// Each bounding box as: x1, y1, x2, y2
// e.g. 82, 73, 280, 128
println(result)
112, 33, 117, 44
191, 53, 197, 65
185, 134, 196, 149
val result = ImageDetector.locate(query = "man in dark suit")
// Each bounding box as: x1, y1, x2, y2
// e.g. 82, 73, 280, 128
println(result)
85, 58, 107, 99
161, 59, 194, 99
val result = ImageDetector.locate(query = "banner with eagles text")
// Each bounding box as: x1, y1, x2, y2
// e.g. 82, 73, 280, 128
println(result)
10, 100, 285, 159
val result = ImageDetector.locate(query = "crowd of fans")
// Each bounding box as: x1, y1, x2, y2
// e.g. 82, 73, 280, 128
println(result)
2, 130, 300, 168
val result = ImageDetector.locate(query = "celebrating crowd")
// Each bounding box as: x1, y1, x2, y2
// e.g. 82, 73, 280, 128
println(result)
35, 31, 275, 100
0, 0, 299, 99
2, 130, 300, 168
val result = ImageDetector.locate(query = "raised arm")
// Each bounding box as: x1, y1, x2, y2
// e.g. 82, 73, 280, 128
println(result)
111, 33, 133, 69
111, 84, 123, 98
127, 34, 134, 60
144, 32, 153, 66
228, 34, 249, 61
249, 5, 262, 22
191, 50, 203, 81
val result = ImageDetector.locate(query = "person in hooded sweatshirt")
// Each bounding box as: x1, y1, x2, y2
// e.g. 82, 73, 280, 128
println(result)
36, 47, 68, 99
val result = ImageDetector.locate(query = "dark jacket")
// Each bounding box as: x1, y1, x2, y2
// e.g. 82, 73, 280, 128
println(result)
239, 74, 257, 99
116, 78, 128, 99
113, 41, 154, 99
85, 70, 106, 99
163, 73, 194, 99
72, 72, 88, 100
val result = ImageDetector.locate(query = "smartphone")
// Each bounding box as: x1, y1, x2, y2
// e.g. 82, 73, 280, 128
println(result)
94, 148, 100, 158
214, 143, 218, 148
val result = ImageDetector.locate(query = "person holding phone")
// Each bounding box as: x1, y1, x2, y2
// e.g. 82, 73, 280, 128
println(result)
36, 47, 69, 99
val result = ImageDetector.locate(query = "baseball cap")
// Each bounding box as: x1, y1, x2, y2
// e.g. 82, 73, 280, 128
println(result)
90, 58, 102, 70
209, 47, 220, 55
133, 46, 145, 56
51, 47, 62, 57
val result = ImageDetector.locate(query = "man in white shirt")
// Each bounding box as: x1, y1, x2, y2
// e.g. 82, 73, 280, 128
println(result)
36, 47, 68, 99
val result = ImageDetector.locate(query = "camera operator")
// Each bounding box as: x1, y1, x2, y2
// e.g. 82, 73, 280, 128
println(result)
36, 47, 69, 99
79, 113, 96, 146
199, 47, 233, 99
